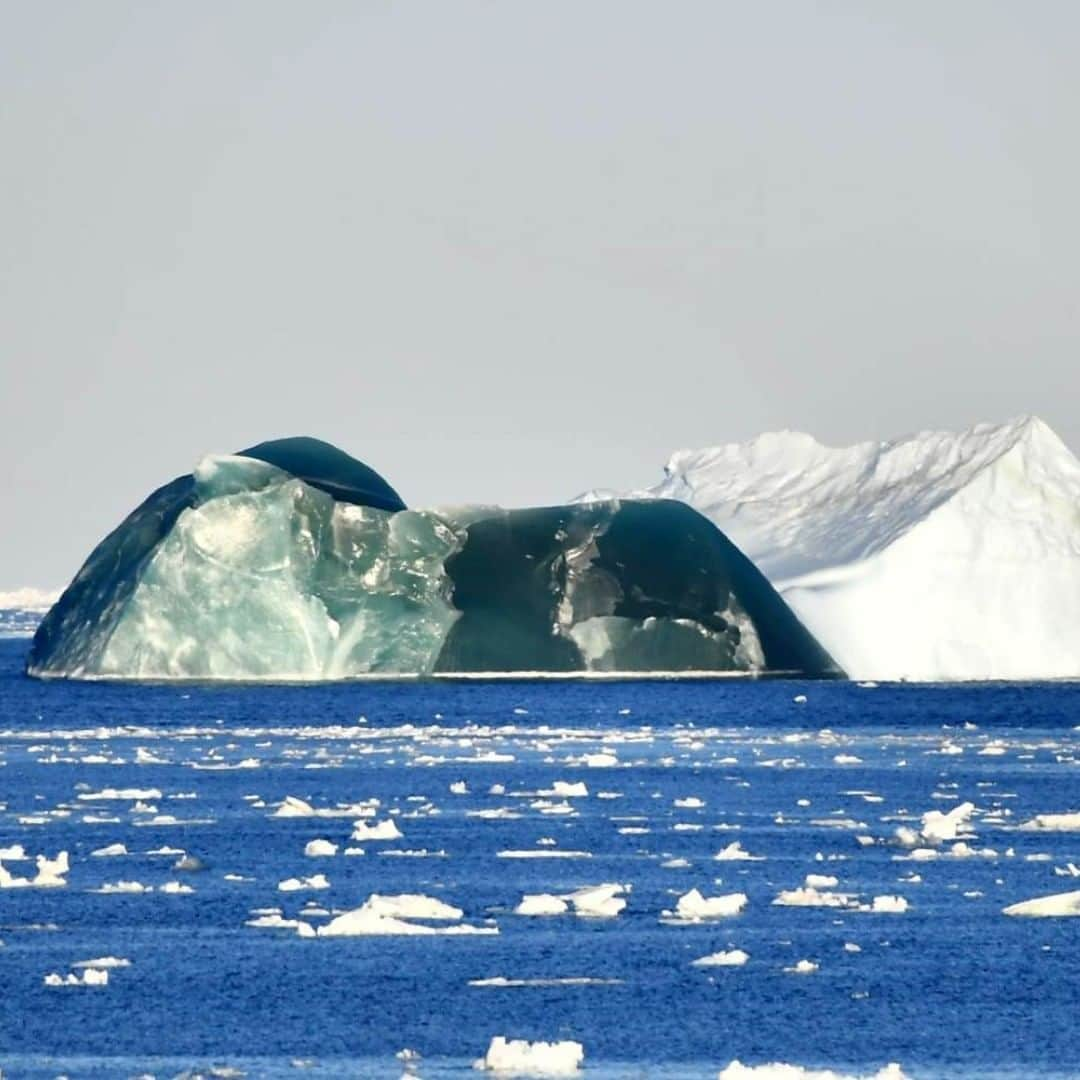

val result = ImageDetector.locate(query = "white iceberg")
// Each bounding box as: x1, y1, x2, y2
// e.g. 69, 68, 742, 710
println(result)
304, 839, 338, 857
634, 416, 1080, 680
474, 1036, 584, 1075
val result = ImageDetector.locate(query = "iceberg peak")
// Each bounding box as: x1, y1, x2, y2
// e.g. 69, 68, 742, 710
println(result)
638, 417, 1080, 681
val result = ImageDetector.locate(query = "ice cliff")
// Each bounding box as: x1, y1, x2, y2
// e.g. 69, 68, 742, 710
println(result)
28, 438, 836, 680
631, 416, 1080, 681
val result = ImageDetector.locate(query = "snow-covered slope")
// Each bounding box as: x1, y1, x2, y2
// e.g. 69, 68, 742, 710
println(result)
633, 417, 1080, 681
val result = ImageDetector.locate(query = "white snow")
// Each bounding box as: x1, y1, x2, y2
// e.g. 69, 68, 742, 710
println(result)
474, 1036, 584, 1075
1002, 889, 1080, 917
632, 416, 1080, 680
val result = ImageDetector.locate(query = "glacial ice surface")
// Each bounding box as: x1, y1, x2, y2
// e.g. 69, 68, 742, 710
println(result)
28, 440, 836, 680
628, 416, 1080, 680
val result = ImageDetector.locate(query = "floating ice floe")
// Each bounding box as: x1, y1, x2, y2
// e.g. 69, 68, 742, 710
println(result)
304, 839, 338, 857
870, 895, 908, 914
44, 968, 109, 988
275, 795, 377, 819
91, 843, 128, 857
0, 851, 69, 889
92, 880, 151, 894
1002, 889, 1080, 917
667, 889, 748, 922
714, 841, 763, 862
784, 959, 819, 975
692, 949, 749, 967
718, 1062, 908, 1079
567, 883, 629, 918
161, 881, 194, 894
73, 956, 131, 968
773, 886, 856, 909
515, 894, 570, 916
674, 796, 705, 809
1017, 812, 1080, 832
468, 977, 622, 988
498, 850, 592, 860
474, 1036, 584, 1075
77, 788, 162, 801
350, 819, 403, 841
278, 874, 329, 892
896, 802, 975, 847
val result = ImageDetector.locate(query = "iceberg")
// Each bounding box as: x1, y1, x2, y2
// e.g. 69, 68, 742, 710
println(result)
28, 437, 836, 680
629, 416, 1080, 681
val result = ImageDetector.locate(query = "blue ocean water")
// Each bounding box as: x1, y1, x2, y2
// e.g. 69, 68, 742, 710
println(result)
0, 635, 1077, 1079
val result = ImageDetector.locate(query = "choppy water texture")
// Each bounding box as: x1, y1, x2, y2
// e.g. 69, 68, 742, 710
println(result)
0, 637, 1077, 1078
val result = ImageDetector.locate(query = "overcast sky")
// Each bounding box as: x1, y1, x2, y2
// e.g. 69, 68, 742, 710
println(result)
3, 1, 1078, 588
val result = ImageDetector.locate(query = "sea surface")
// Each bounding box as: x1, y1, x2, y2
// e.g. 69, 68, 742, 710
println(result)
0, 635, 1077, 1079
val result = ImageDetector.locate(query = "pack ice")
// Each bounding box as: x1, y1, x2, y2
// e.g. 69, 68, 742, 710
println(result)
630, 416, 1080, 680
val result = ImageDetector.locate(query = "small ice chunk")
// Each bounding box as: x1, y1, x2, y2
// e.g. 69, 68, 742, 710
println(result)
44, 968, 109, 987
74, 956, 130, 968
278, 874, 330, 892
351, 819, 403, 841
691, 949, 748, 967
515, 894, 569, 916
674, 889, 748, 920
304, 839, 338, 857
714, 841, 763, 862
785, 959, 819, 975
871, 895, 908, 913
773, 887, 855, 909
91, 843, 128, 858
450, 781, 469, 795
568, 883, 628, 918
474, 1036, 584, 1075
674, 797, 705, 809
161, 881, 194, 894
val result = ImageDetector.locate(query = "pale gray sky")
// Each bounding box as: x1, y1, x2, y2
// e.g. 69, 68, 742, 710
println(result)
3, 1, 1078, 588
